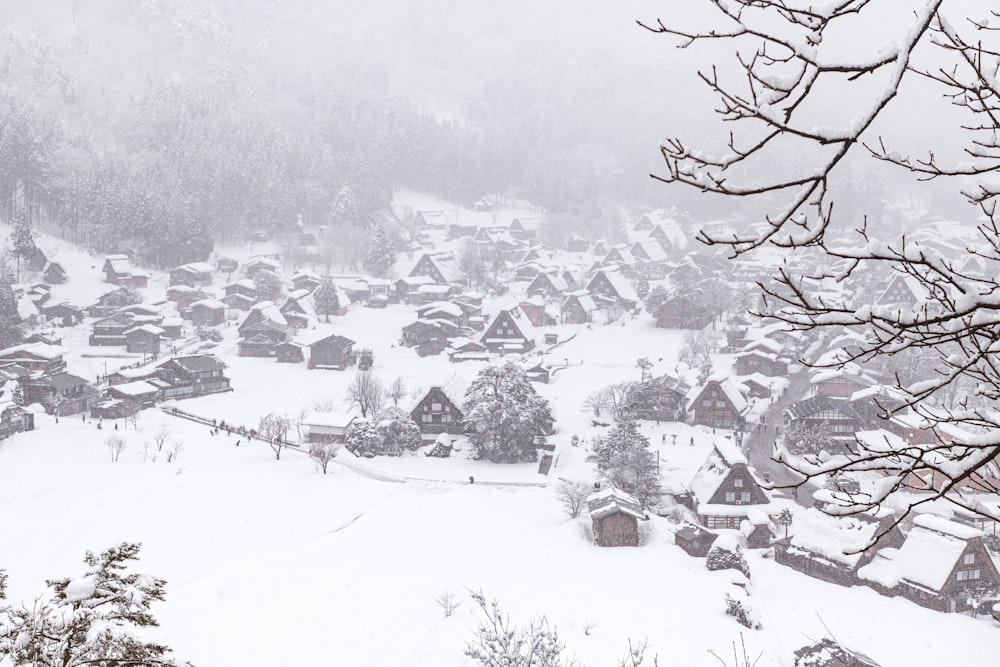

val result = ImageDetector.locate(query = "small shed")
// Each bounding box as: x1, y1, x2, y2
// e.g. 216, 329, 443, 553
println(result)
43, 262, 67, 284
190, 299, 227, 326
793, 639, 881, 667
674, 523, 719, 557
588, 487, 645, 547
275, 341, 305, 364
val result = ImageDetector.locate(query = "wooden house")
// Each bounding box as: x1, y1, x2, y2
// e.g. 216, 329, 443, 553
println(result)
733, 339, 790, 377
24, 247, 48, 272
847, 386, 908, 429
480, 308, 536, 354
393, 275, 436, 303
876, 274, 923, 307
408, 252, 462, 285
0, 342, 68, 375
588, 487, 645, 547
561, 290, 597, 325
627, 374, 690, 422
602, 244, 638, 272
275, 341, 305, 364
445, 338, 490, 363
629, 239, 669, 264
647, 221, 690, 256
687, 378, 748, 430
857, 514, 1000, 612
524, 364, 551, 384
290, 270, 322, 292
674, 523, 719, 557
655, 296, 715, 330
810, 365, 877, 398
279, 289, 317, 329
793, 639, 882, 667
244, 256, 280, 279
585, 269, 639, 310
307, 334, 356, 370
301, 411, 355, 443
159, 317, 183, 339
154, 355, 231, 400
217, 257, 239, 274
401, 320, 453, 356
774, 508, 903, 588
125, 324, 162, 354
222, 292, 256, 311
526, 270, 569, 297
238, 302, 288, 336
0, 405, 33, 441
41, 302, 84, 326
784, 395, 862, 448
106, 380, 161, 408
21, 372, 101, 416
410, 384, 466, 437
169, 262, 214, 288
508, 217, 538, 241
102, 254, 132, 284
223, 279, 257, 300
688, 441, 774, 530
189, 299, 227, 326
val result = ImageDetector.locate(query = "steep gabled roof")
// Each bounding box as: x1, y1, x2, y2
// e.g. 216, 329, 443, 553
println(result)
588, 487, 645, 520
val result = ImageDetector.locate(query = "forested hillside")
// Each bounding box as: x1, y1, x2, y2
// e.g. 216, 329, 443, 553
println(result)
0, 0, 699, 267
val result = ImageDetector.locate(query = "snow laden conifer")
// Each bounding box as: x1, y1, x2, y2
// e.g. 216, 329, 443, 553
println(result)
462, 361, 553, 463
0, 542, 190, 667
593, 417, 661, 509
10, 202, 36, 280
345, 418, 382, 457
363, 224, 393, 277
706, 539, 751, 580
376, 406, 422, 455
253, 268, 282, 303
313, 276, 340, 322
0, 269, 23, 349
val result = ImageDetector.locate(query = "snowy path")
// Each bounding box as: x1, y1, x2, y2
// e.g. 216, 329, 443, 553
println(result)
159, 406, 547, 488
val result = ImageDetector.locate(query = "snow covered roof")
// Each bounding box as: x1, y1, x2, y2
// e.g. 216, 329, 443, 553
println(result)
301, 411, 355, 429
913, 513, 984, 539
109, 380, 160, 396
104, 255, 132, 273
191, 298, 226, 310
175, 262, 214, 274
596, 269, 639, 302
417, 301, 463, 318
630, 239, 669, 263
587, 487, 645, 520
125, 324, 164, 336
789, 508, 882, 567
0, 342, 69, 360
858, 517, 975, 591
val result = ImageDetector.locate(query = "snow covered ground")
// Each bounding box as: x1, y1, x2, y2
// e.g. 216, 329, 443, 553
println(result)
1, 213, 999, 665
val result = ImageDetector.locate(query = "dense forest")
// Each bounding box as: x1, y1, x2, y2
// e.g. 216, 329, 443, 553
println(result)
0, 0, 707, 267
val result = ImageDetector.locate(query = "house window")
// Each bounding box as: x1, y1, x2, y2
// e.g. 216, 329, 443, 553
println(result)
431, 403, 442, 411
734, 479, 744, 488
421, 415, 432, 423
725, 492, 735, 502
740, 492, 751, 502
964, 553, 975, 565
957, 569, 981, 581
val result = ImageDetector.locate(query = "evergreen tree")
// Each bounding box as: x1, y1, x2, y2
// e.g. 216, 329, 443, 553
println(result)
10, 203, 35, 281
594, 417, 662, 509
0, 270, 23, 349
358, 347, 374, 371
345, 418, 383, 457
643, 284, 671, 318
253, 268, 283, 303
0, 543, 189, 667
377, 406, 422, 455
462, 361, 554, 463
363, 224, 394, 277
635, 277, 650, 299
313, 277, 341, 322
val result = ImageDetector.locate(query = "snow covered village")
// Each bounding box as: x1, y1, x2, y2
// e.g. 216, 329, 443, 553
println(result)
2, 2, 1000, 667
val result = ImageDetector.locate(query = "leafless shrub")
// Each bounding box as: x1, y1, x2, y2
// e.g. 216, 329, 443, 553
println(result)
105, 435, 126, 462
556, 480, 591, 519
435, 591, 462, 618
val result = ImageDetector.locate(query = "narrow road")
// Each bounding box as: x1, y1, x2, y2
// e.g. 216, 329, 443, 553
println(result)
743, 362, 819, 505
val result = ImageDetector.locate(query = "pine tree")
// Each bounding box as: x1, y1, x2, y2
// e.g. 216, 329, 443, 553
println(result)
358, 347, 374, 371
643, 284, 670, 318
363, 224, 394, 277
0, 543, 189, 667
10, 203, 35, 281
253, 268, 283, 303
595, 417, 662, 509
0, 270, 23, 349
313, 276, 341, 322
462, 361, 554, 463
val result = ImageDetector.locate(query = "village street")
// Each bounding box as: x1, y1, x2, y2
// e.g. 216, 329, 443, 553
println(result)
743, 362, 818, 504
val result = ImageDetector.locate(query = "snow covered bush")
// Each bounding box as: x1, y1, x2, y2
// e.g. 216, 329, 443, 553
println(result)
706, 537, 751, 580
0, 542, 190, 667
345, 419, 382, 458
724, 591, 761, 630
376, 407, 422, 455
464, 590, 574, 667
309, 440, 341, 474
462, 362, 554, 463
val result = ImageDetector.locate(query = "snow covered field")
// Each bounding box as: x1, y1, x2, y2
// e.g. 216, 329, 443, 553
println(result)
0, 214, 999, 666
